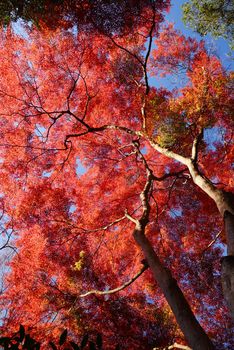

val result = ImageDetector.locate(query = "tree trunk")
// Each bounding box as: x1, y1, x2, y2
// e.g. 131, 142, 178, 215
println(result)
133, 228, 215, 350
221, 211, 234, 319
187, 160, 234, 318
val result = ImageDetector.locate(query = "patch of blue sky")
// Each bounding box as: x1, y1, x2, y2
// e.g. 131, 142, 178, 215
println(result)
168, 1, 233, 68
75, 157, 87, 177
42, 170, 53, 178
69, 204, 76, 214
27, 60, 33, 69
12, 20, 30, 39
50, 276, 58, 285
169, 207, 183, 218
146, 294, 154, 304
35, 124, 47, 141
164, 166, 170, 174
204, 127, 224, 151
212, 240, 227, 256
210, 175, 219, 184
0, 211, 10, 224
140, 146, 147, 155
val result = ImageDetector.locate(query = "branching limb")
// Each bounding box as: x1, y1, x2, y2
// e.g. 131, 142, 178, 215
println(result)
147, 136, 190, 166
132, 139, 187, 182
107, 35, 143, 66
67, 76, 80, 111
201, 229, 223, 256
142, 3, 156, 96
125, 210, 138, 224
79, 260, 149, 298
61, 122, 188, 170
51, 215, 126, 234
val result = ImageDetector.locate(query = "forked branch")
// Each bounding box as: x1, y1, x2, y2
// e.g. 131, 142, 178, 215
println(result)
80, 260, 149, 297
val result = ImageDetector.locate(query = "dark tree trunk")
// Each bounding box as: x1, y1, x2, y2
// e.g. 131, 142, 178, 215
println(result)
222, 210, 234, 319
133, 229, 215, 350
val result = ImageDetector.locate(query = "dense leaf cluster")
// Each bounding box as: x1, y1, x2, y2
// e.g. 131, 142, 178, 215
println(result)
0, 0, 164, 34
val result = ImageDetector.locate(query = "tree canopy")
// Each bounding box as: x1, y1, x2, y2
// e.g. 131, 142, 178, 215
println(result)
182, 0, 234, 50
0, 1, 233, 350
0, 0, 164, 34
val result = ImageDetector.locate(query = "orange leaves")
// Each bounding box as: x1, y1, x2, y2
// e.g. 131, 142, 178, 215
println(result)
150, 25, 232, 139
175, 53, 232, 129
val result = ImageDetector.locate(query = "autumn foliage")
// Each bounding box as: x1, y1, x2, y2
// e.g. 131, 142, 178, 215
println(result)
0, 1, 233, 349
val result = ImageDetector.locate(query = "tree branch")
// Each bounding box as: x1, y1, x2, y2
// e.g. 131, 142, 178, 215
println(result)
201, 229, 223, 256
80, 261, 149, 298
153, 344, 192, 350
191, 129, 204, 163
168, 343, 192, 350
142, 3, 156, 96
146, 136, 190, 166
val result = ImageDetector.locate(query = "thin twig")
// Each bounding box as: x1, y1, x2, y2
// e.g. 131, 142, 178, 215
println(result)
80, 261, 149, 297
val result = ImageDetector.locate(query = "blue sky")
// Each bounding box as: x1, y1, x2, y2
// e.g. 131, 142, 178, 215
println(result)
150, 0, 233, 91
167, 0, 233, 68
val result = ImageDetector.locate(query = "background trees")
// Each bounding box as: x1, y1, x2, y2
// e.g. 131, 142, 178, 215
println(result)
0, 1, 233, 349
182, 0, 234, 49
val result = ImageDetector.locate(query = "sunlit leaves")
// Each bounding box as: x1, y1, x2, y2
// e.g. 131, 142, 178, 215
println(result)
0, 3, 233, 349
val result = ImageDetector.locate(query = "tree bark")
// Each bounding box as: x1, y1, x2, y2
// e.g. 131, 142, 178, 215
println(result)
187, 160, 234, 318
133, 228, 215, 350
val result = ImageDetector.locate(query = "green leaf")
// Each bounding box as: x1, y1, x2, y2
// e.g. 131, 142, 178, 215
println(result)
59, 329, 68, 346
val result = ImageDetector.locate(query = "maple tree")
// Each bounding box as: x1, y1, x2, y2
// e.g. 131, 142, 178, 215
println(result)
0, 1, 233, 349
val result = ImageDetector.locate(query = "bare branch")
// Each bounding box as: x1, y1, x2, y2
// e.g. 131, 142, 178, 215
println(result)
125, 210, 138, 224
51, 215, 126, 234
201, 229, 223, 256
142, 4, 156, 95
107, 35, 143, 66
80, 261, 149, 298
67, 76, 80, 111
168, 343, 192, 350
